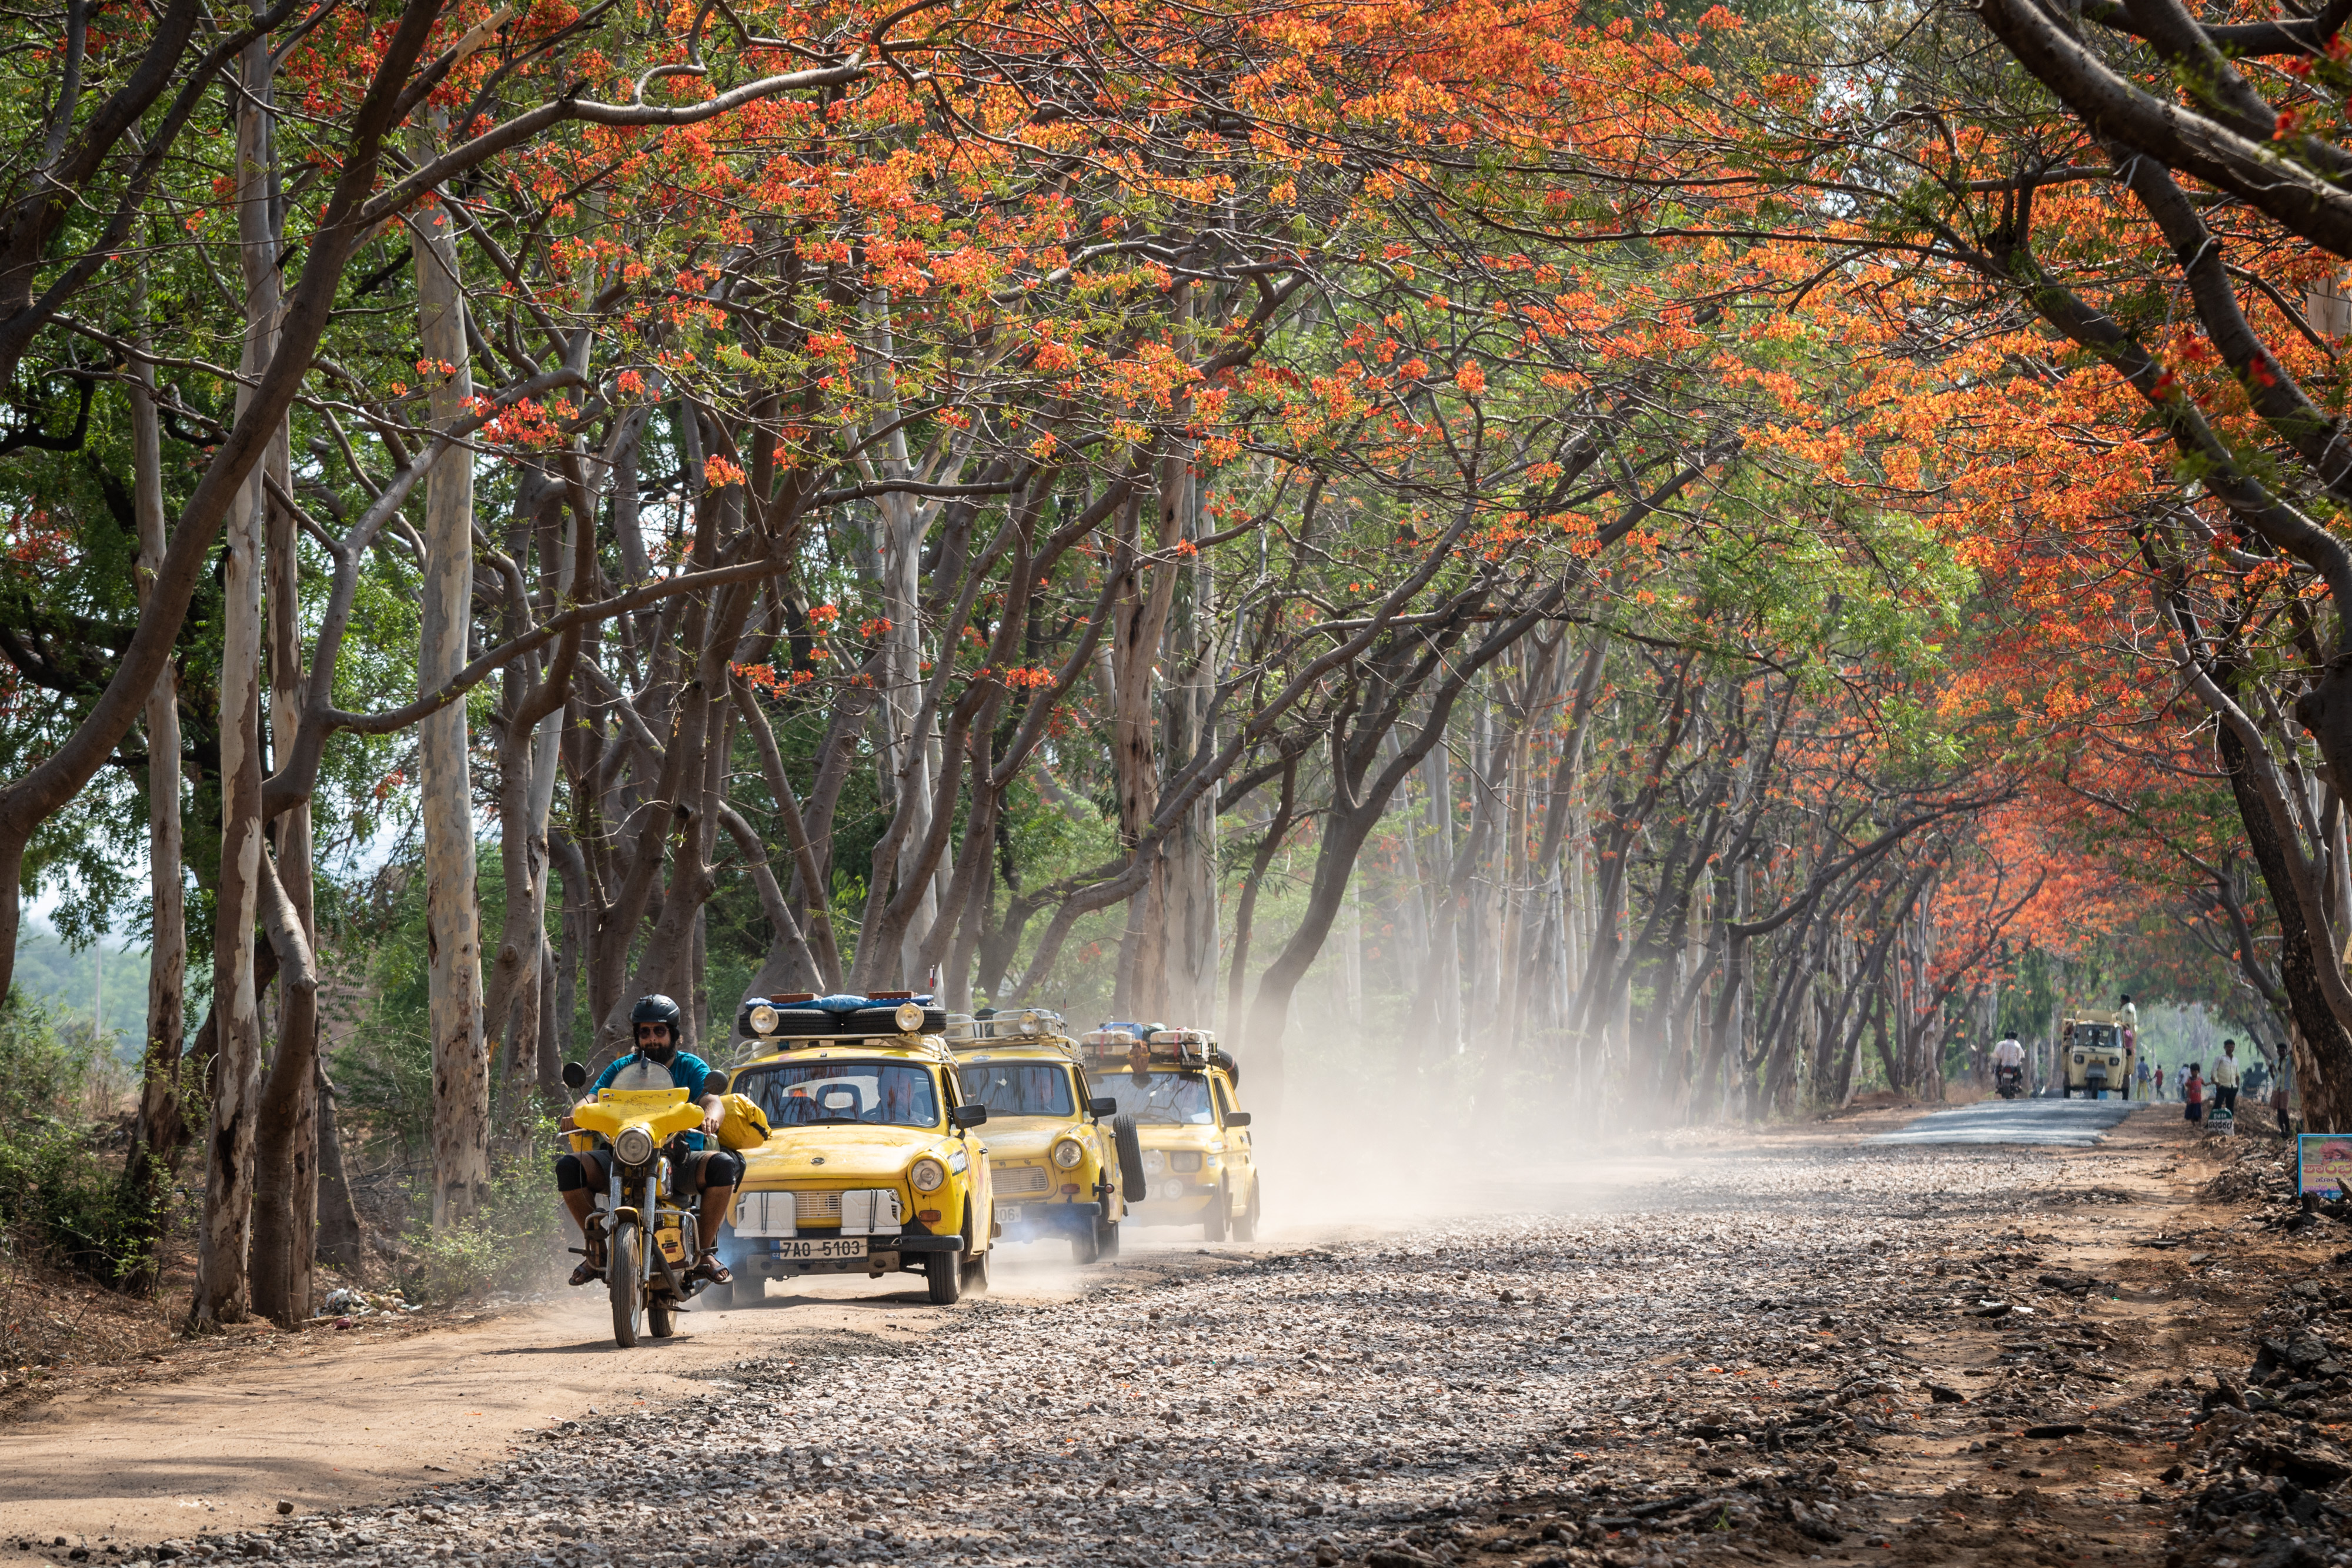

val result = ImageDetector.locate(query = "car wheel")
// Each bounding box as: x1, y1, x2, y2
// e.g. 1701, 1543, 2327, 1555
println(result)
1071, 1217, 1102, 1266
1232, 1178, 1260, 1243
924, 1251, 963, 1305
1203, 1179, 1230, 1242
961, 1246, 991, 1297
1099, 1213, 1121, 1258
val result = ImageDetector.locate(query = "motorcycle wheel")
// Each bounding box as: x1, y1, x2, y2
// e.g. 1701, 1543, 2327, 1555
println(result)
647, 1293, 674, 1339
609, 1222, 642, 1347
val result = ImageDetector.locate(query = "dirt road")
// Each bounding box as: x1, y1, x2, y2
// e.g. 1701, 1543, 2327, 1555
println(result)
1, 1103, 2336, 1568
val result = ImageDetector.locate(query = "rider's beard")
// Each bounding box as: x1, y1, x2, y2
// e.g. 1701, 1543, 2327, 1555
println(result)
642, 1038, 676, 1064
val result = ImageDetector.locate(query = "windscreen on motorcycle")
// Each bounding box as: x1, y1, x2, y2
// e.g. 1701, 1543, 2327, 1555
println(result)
735, 1061, 943, 1128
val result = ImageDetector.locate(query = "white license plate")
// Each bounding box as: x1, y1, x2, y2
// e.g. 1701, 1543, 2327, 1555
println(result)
775, 1238, 867, 1260
999, 1205, 1024, 1223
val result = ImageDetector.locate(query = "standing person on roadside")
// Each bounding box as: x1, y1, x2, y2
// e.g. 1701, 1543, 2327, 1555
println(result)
2135, 1056, 2151, 1101
2210, 1039, 2241, 1119
2184, 1062, 2205, 1124
2120, 994, 2139, 1094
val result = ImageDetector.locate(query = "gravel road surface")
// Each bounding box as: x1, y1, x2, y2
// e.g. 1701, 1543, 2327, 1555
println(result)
11, 1111, 2334, 1568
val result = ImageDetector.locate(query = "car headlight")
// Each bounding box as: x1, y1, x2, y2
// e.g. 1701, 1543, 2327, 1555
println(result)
895, 1001, 926, 1032
910, 1158, 947, 1193
1052, 1139, 1085, 1170
1142, 1149, 1165, 1175
749, 1003, 779, 1035
1020, 1010, 1040, 1034
613, 1126, 655, 1166
1171, 1151, 1202, 1173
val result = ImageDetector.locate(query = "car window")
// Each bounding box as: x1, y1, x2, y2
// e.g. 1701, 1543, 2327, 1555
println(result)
1094, 1071, 1214, 1125
735, 1062, 941, 1128
957, 1064, 1075, 1117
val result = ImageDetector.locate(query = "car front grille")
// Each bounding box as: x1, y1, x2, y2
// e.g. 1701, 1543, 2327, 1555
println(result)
736, 1188, 901, 1236
997, 1164, 1050, 1195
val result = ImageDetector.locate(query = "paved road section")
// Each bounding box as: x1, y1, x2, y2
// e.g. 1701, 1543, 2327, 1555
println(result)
1863, 1096, 2140, 1147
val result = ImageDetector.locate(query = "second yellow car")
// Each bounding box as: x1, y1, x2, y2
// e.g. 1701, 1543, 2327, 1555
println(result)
948, 1009, 1145, 1263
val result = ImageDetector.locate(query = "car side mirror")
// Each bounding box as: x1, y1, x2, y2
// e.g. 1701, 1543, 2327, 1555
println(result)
951, 1105, 990, 1128
1224, 1111, 1251, 1128
1088, 1096, 1117, 1117
561, 1061, 589, 1090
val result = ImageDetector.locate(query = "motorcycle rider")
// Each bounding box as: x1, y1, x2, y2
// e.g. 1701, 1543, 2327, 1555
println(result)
554, 995, 741, 1288
1992, 1030, 2027, 1092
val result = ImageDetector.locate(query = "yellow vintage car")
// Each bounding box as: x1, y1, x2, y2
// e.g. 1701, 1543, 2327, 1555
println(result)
716, 993, 995, 1305
1081, 1025, 1259, 1242
947, 1010, 1145, 1263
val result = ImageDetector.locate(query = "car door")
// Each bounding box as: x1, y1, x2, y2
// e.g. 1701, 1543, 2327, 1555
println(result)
1212, 1076, 1251, 1202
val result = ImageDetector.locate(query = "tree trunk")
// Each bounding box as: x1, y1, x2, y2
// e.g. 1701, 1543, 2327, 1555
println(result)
412, 126, 488, 1226
313, 1059, 366, 1273
191, 30, 276, 1328
121, 293, 185, 1297
249, 849, 318, 1325
249, 286, 314, 1324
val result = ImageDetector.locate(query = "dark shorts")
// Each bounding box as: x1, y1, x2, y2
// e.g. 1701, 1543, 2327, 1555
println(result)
556, 1144, 743, 1193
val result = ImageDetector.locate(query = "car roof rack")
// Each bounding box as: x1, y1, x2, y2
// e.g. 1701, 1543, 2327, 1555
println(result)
1077, 1023, 1238, 1081
943, 1009, 1073, 1051
736, 993, 950, 1046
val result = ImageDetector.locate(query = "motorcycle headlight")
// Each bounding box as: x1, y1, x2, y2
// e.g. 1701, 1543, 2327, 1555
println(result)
614, 1126, 655, 1166
749, 1003, 779, 1035
895, 1001, 926, 1032
910, 1157, 947, 1193
1052, 1139, 1085, 1171
1142, 1149, 1165, 1175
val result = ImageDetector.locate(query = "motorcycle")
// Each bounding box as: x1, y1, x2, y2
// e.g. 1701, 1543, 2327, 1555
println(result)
560, 1061, 709, 1346
1994, 1062, 2024, 1100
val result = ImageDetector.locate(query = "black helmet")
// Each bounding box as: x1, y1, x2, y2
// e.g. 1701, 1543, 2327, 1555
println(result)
632, 994, 683, 1027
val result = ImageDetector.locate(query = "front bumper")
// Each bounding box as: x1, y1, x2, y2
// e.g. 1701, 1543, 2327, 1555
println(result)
730, 1231, 964, 1277
1128, 1181, 1216, 1218
995, 1201, 1101, 1241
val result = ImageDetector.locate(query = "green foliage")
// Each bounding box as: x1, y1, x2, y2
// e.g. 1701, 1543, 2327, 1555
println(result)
395, 1115, 566, 1303
0, 994, 152, 1286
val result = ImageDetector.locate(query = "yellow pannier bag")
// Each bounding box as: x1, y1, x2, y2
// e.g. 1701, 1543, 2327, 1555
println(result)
715, 1092, 772, 1151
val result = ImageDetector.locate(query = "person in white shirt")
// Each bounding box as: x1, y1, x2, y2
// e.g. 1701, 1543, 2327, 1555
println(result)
2210, 1039, 2241, 1116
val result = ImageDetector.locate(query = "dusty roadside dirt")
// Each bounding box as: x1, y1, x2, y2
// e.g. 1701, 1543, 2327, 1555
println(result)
0, 1099, 2331, 1568
0, 1252, 1120, 1548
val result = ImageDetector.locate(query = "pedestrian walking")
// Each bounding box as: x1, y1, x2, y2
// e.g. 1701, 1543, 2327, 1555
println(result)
2184, 1064, 2204, 1124
2211, 1039, 2241, 1118
2135, 1057, 2151, 1101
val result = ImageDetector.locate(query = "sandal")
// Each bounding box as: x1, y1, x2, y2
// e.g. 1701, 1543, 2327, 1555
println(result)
687, 1255, 733, 1286
569, 1217, 607, 1286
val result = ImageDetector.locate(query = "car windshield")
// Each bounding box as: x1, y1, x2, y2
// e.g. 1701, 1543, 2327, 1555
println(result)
2075, 1025, 2115, 1049
1094, 1071, 1214, 1125
956, 1064, 1074, 1118
736, 1062, 941, 1128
